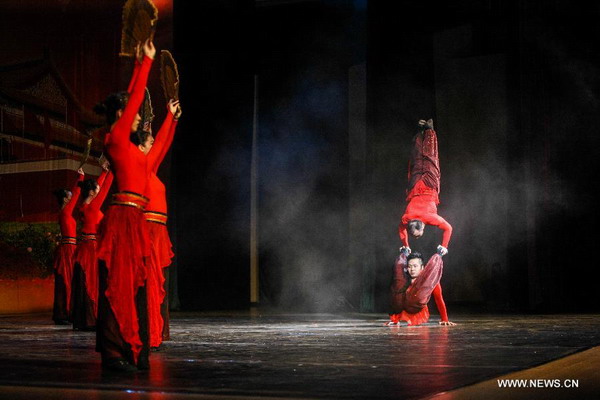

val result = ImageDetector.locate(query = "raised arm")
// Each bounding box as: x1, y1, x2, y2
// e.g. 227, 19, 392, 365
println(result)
126, 44, 145, 93
147, 110, 175, 173
127, 60, 142, 94
110, 40, 155, 146
155, 119, 178, 173
63, 169, 85, 216
96, 169, 108, 187
90, 171, 114, 211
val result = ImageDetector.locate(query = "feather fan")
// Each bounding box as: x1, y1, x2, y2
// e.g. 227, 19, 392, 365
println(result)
78, 138, 93, 169
160, 50, 180, 101
141, 87, 155, 132
120, 0, 158, 57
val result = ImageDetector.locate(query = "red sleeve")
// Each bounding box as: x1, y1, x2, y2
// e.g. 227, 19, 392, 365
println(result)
90, 171, 113, 210
431, 283, 449, 322
398, 220, 409, 248
147, 112, 175, 173
156, 118, 178, 171
109, 56, 153, 147
63, 173, 84, 216
96, 169, 108, 187
420, 213, 453, 247
127, 60, 142, 94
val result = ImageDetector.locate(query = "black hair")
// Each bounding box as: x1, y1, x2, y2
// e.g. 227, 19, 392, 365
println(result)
407, 252, 424, 265
93, 92, 130, 125
130, 128, 152, 147
78, 179, 99, 201
408, 219, 424, 233
52, 189, 69, 207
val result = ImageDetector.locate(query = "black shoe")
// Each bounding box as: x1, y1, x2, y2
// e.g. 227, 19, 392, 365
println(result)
54, 319, 70, 325
102, 358, 138, 373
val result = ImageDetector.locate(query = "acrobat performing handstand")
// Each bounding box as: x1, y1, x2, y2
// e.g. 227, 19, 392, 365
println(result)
388, 119, 455, 326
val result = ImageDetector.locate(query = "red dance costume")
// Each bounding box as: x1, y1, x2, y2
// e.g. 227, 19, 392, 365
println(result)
96, 55, 153, 365
389, 253, 444, 325
398, 128, 452, 248
392, 127, 452, 325
52, 172, 84, 322
72, 170, 113, 329
144, 111, 177, 348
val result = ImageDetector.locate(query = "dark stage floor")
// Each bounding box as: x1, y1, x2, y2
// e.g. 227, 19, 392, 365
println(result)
0, 312, 599, 399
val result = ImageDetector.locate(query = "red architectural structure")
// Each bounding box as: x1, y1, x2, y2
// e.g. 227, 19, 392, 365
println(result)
0, 52, 103, 223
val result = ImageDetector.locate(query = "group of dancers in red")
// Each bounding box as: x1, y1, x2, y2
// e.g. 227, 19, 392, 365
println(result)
51, 39, 181, 372
389, 119, 456, 327
50, 42, 449, 374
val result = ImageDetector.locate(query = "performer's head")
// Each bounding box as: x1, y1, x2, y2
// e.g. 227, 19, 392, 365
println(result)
53, 189, 72, 208
94, 92, 141, 132
408, 220, 425, 238
78, 179, 100, 203
406, 252, 424, 279
130, 128, 154, 155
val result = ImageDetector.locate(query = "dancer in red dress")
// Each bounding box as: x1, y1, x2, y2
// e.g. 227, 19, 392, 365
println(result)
94, 40, 155, 372
52, 168, 85, 324
143, 99, 180, 348
71, 163, 113, 331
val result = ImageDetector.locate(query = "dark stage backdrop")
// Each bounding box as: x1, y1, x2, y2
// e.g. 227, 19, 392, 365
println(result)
173, 0, 600, 313
5, 0, 597, 314
172, 0, 255, 310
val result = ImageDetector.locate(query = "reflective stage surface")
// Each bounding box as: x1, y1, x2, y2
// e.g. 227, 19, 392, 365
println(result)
0, 313, 599, 399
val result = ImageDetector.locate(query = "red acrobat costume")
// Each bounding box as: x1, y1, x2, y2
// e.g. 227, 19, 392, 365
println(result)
144, 111, 177, 348
71, 170, 113, 330
96, 54, 153, 366
390, 124, 452, 325
389, 253, 446, 325
398, 126, 452, 248
53, 172, 84, 323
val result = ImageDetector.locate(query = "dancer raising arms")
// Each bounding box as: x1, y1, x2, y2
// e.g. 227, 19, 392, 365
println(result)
71, 162, 113, 331
94, 39, 155, 372
142, 99, 180, 349
52, 168, 85, 324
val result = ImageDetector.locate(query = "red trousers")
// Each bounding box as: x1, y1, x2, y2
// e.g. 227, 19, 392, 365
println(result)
52, 243, 76, 322
390, 253, 443, 314
146, 221, 173, 347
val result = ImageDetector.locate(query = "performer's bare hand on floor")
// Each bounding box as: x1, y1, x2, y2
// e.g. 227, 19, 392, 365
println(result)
439, 321, 456, 326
